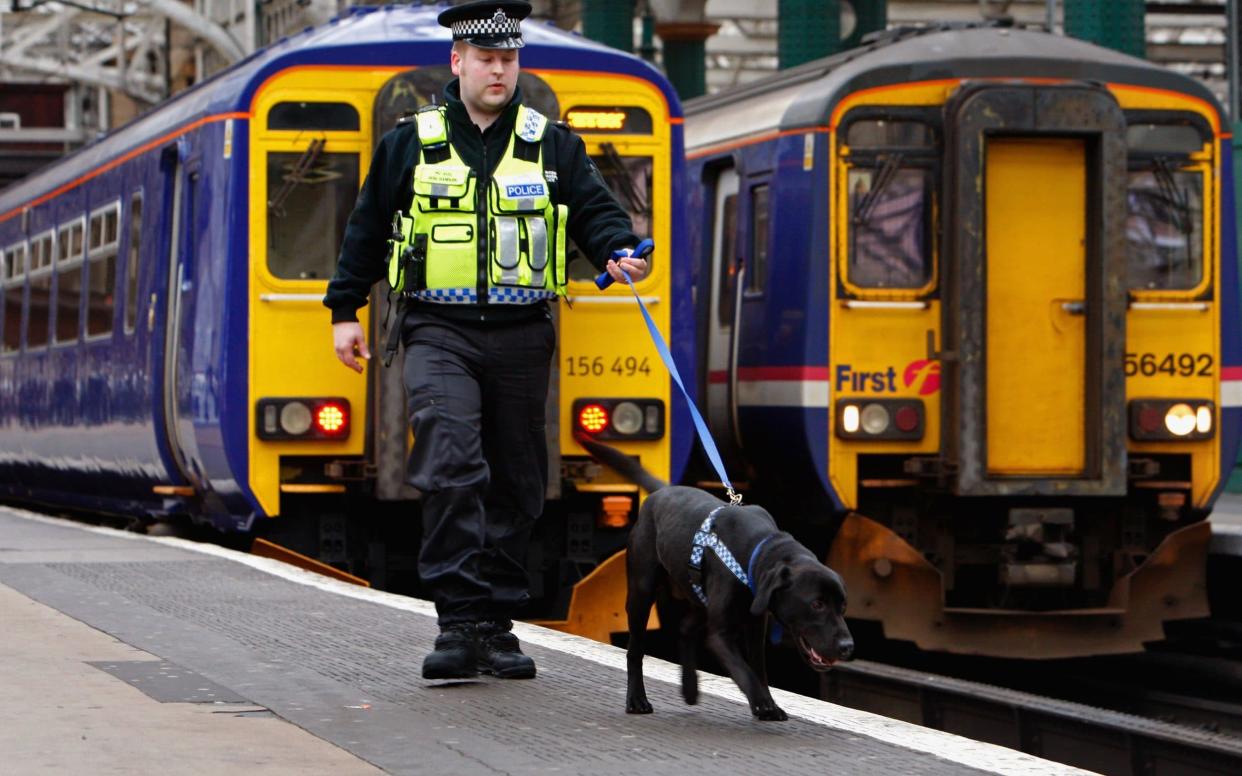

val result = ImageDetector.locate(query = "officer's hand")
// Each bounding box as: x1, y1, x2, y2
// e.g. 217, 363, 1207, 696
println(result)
333, 321, 370, 373
606, 248, 649, 284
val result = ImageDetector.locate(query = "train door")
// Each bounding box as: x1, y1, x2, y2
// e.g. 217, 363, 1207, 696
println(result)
941, 83, 1127, 496
704, 167, 747, 471
155, 142, 202, 490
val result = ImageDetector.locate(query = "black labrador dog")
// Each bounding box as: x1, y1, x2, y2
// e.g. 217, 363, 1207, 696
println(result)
578, 436, 854, 721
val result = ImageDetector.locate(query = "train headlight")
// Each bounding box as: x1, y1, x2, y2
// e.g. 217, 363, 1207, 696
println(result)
572, 398, 664, 441
612, 401, 644, 435
1128, 399, 1213, 441
280, 402, 313, 435
842, 405, 861, 434
1164, 404, 1196, 436
257, 398, 351, 441
860, 404, 890, 434
836, 399, 924, 441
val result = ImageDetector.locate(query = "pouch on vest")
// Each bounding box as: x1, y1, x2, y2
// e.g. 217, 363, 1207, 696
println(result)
488, 173, 552, 288
412, 165, 475, 212
388, 211, 413, 292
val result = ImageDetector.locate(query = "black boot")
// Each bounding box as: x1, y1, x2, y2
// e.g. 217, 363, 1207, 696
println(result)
477, 621, 536, 679
422, 623, 479, 680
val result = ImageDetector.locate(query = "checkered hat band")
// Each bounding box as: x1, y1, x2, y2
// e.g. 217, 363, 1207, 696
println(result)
452, 15, 520, 38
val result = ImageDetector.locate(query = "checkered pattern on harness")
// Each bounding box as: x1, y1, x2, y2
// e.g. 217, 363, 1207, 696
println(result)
688, 505, 749, 605
451, 10, 520, 38
408, 287, 556, 304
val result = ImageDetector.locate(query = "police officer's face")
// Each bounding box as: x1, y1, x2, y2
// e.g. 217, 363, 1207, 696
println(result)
452, 44, 519, 116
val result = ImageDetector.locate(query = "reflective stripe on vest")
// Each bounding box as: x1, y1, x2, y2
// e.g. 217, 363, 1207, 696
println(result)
387, 105, 568, 304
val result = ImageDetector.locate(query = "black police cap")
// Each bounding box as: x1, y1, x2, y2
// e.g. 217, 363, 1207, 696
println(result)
437, 0, 531, 50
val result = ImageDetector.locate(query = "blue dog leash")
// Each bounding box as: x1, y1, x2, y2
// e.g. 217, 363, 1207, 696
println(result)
603, 242, 784, 642
596, 239, 742, 506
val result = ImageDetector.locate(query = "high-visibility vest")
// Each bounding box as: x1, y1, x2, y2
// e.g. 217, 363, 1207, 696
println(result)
387, 104, 568, 304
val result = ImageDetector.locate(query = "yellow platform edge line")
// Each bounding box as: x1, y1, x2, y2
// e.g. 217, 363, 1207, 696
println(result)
251, 537, 371, 588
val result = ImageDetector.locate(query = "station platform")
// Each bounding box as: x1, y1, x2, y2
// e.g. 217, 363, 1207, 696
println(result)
0, 506, 1085, 775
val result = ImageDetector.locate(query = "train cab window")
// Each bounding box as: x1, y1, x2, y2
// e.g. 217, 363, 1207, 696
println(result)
267, 102, 360, 131
567, 145, 653, 281
847, 165, 933, 289
266, 150, 359, 280
2, 242, 25, 353
842, 116, 936, 291
747, 184, 769, 295
27, 230, 53, 348
1126, 168, 1203, 291
87, 202, 120, 337
124, 192, 143, 334
55, 219, 85, 343
1125, 121, 1208, 291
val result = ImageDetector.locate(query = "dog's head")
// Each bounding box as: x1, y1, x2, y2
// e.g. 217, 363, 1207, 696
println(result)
750, 557, 854, 671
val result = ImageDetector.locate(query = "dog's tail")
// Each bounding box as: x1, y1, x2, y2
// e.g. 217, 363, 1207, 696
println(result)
574, 433, 668, 494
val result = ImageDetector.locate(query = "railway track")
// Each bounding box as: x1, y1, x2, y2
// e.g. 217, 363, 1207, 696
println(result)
819, 658, 1242, 775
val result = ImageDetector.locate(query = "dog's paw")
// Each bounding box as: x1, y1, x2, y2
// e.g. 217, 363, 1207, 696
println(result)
626, 695, 654, 714
753, 702, 788, 722
682, 686, 698, 705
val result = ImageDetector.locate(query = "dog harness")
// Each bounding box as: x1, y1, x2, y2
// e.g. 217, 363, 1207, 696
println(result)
688, 506, 784, 643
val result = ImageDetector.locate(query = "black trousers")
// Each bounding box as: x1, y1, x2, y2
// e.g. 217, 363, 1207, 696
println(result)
402, 309, 555, 627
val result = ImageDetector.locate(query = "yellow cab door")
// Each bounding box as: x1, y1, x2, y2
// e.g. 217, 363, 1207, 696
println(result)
984, 138, 1086, 475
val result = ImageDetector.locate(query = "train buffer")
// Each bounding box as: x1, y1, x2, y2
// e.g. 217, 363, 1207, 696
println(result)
0, 505, 1083, 775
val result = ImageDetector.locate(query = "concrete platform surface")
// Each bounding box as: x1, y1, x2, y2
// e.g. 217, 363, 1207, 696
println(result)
0, 506, 1088, 776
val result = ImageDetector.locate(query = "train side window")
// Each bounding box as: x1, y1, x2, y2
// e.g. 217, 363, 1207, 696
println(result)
847, 164, 933, 289
2, 242, 25, 353
1126, 167, 1203, 291
268, 102, 360, 131
124, 192, 143, 334
27, 230, 54, 349
266, 150, 360, 280
746, 184, 769, 295
55, 218, 85, 343
87, 201, 120, 338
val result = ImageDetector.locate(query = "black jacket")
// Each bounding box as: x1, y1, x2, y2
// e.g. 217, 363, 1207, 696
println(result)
324, 80, 638, 324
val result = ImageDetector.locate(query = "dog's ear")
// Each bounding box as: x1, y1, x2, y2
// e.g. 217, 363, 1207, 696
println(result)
750, 562, 792, 616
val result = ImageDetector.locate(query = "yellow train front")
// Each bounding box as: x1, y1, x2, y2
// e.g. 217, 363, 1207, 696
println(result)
685, 26, 1241, 658
243, 7, 691, 618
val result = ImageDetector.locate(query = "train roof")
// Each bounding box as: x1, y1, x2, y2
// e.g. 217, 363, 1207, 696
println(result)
684, 25, 1224, 153
0, 3, 677, 221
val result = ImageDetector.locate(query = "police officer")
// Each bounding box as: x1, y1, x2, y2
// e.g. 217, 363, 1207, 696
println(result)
324, 0, 649, 680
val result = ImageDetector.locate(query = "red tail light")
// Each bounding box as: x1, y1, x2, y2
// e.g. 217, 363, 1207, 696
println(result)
577, 403, 610, 434
315, 403, 348, 435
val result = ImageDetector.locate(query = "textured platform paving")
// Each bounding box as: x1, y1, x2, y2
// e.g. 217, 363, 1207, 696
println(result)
0, 506, 1087, 775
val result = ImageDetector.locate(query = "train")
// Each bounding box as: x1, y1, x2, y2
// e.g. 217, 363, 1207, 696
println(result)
681, 24, 1241, 658
0, 4, 692, 638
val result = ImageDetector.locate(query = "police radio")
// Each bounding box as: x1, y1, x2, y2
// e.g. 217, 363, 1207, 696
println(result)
594, 238, 654, 290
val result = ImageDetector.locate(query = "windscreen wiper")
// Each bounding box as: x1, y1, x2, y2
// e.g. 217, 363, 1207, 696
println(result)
599, 142, 649, 217
851, 152, 904, 226
1151, 155, 1192, 236
268, 137, 326, 218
